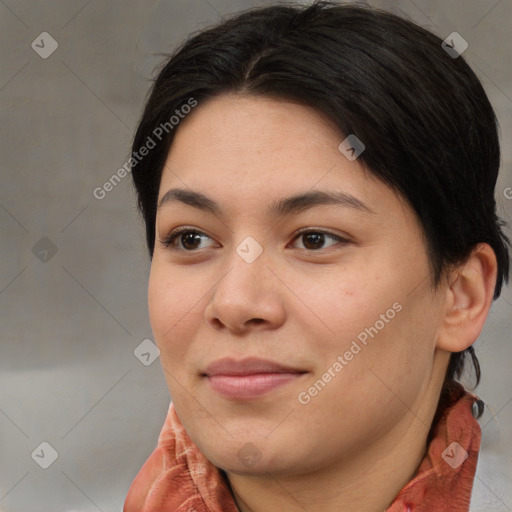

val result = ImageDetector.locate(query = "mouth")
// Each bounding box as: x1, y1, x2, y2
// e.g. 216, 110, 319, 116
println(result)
202, 357, 307, 400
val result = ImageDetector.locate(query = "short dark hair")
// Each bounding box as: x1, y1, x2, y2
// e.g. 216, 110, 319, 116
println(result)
130, 1, 510, 390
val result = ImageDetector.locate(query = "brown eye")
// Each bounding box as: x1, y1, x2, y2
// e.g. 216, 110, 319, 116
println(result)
292, 230, 347, 251
301, 232, 326, 250
160, 228, 215, 251
179, 232, 203, 250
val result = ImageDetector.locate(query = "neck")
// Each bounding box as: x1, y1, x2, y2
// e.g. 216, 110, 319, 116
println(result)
226, 351, 450, 512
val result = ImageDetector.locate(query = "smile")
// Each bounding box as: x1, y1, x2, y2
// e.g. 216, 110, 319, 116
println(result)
203, 357, 307, 400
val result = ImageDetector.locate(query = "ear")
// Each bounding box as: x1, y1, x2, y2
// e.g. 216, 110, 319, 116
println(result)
436, 243, 498, 352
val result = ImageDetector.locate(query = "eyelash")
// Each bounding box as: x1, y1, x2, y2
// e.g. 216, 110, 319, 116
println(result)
159, 226, 350, 253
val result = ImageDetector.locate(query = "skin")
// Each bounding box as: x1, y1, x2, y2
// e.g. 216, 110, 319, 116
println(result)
148, 93, 497, 512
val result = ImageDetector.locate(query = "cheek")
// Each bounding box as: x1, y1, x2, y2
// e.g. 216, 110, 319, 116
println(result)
147, 263, 209, 405
148, 265, 170, 340
295, 303, 436, 452
295, 266, 437, 390
147, 263, 199, 360
288, 267, 396, 352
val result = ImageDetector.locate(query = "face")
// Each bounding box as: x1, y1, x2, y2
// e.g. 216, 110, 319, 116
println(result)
148, 93, 448, 477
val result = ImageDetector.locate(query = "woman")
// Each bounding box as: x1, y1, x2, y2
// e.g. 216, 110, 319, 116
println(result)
123, 2, 510, 511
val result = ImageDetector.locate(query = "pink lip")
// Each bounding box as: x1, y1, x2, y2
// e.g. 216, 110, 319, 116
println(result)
203, 357, 306, 399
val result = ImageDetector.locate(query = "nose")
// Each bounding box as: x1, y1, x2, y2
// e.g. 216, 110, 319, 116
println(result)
204, 243, 287, 335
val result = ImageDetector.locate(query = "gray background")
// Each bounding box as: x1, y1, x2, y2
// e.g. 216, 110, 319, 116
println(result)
0, 1, 511, 511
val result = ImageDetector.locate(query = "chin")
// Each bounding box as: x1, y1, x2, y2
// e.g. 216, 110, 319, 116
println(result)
212, 451, 290, 477
198, 433, 303, 477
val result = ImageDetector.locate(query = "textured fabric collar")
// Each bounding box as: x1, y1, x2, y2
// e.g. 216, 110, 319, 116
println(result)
124, 381, 481, 512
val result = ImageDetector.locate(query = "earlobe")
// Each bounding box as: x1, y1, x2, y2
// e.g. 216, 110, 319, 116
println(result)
436, 243, 498, 353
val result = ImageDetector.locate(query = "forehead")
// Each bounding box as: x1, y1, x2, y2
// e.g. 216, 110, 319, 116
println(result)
157, 93, 411, 227
167, 93, 344, 157
161, 94, 363, 188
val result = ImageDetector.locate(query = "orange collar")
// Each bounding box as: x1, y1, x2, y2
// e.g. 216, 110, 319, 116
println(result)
124, 382, 481, 512
386, 381, 481, 511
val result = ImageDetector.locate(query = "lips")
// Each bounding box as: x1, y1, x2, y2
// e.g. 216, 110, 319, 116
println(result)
204, 357, 305, 376
203, 357, 307, 399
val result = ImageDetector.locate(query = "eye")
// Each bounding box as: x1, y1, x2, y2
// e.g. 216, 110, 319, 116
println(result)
159, 227, 216, 252
159, 227, 350, 253
290, 229, 349, 251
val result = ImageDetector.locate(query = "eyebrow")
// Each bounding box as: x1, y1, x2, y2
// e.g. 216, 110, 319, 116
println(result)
157, 187, 375, 217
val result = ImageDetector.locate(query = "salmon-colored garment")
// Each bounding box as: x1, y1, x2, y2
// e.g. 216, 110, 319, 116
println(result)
124, 381, 481, 512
